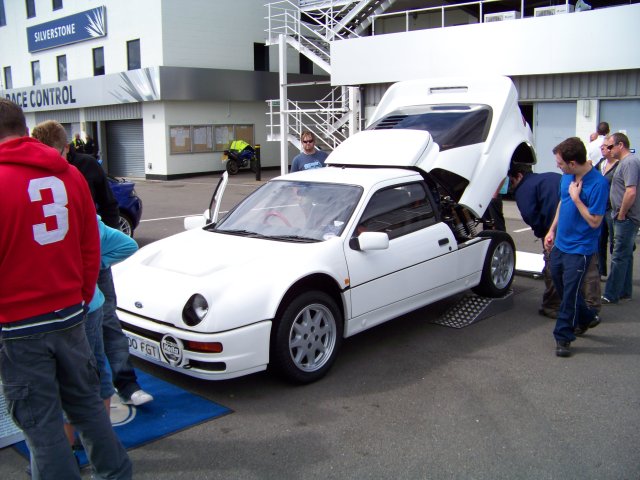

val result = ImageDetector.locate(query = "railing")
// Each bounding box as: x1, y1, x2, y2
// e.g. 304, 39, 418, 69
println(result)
370, 0, 575, 34
266, 0, 361, 42
265, 1, 385, 153
267, 85, 351, 151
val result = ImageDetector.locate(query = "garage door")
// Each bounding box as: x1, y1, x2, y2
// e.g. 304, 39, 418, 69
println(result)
533, 102, 577, 174
600, 100, 640, 150
106, 119, 145, 178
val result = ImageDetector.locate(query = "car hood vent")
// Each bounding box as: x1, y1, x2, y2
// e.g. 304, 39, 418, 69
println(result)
371, 115, 408, 129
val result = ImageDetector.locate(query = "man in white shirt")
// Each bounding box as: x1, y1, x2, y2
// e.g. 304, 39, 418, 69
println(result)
587, 121, 610, 164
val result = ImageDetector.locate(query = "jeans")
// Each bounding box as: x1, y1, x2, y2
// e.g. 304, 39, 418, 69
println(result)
550, 248, 599, 343
604, 218, 639, 302
598, 213, 610, 276
0, 322, 132, 480
98, 267, 141, 400
85, 308, 115, 400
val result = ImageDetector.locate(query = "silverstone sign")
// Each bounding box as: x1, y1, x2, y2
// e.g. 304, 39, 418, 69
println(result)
27, 6, 107, 53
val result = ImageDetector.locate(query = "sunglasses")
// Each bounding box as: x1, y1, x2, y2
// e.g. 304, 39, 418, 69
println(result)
302, 139, 314, 144
604, 144, 616, 151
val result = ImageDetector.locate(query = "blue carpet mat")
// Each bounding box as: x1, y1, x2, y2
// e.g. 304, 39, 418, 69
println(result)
14, 369, 232, 467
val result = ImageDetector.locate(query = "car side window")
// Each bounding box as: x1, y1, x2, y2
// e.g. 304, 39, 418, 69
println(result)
357, 182, 436, 240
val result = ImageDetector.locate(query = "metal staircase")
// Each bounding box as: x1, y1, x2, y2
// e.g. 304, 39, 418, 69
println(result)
265, 0, 396, 168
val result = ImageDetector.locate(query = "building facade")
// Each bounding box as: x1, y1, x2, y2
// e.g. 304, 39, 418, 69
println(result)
2, 1, 639, 177
0, 0, 327, 179
327, 0, 640, 172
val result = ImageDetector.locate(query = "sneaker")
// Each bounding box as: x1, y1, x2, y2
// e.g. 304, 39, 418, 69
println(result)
122, 389, 154, 406
620, 296, 631, 302
556, 341, 571, 357
601, 296, 618, 306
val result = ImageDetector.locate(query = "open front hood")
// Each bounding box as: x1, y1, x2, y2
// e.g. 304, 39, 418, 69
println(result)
326, 129, 496, 214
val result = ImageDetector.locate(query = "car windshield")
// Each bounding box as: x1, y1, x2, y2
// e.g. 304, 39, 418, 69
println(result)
215, 180, 363, 242
368, 104, 492, 151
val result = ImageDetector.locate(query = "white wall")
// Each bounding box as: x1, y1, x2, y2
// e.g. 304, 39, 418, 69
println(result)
161, 0, 269, 71
142, 102, 168, 174
148, 100, 287, 176
331, 4, 640, 86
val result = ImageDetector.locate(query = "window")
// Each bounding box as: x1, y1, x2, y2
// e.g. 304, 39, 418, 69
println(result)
25, 0, 35, 18
57, 55, 67, 81
299, 53, 313, 75
0, 0, 6, 27
368, 104, 493, 151
127, 39, 140, 70
52, 0, 63, 10
93, 47, 104, 76
253, 43, 269, 72
169, 124, 254, 155
357, 183, 436, 240
31, 60, 40, 85
3, 66, 12, 89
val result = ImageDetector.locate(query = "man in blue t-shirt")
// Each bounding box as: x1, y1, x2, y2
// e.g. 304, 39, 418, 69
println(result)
544, 137, 609, 358
509, 165, 601, 319
291, 131, 328, 172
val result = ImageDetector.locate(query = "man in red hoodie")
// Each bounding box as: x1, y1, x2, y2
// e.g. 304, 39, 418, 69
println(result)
0, 99, 132, 479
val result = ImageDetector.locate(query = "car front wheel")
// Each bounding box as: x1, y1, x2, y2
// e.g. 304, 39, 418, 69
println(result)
272, 291, 342, 384
472, 231, 515, 297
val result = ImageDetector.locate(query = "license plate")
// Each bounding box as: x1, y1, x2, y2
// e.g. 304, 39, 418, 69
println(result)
126, 333, 161, 362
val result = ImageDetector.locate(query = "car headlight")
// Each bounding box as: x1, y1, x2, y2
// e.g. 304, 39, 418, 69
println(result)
182, 294, 209, 326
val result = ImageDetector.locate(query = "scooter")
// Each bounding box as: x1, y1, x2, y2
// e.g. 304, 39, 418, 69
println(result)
222, 144, 257, 175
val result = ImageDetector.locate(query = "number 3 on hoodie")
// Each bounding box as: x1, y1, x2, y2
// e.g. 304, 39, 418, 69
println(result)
28, 176, 69, 245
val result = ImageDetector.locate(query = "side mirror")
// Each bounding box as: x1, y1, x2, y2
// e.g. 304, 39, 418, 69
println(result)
184, 210, 210, 230
349, 232, 389, 251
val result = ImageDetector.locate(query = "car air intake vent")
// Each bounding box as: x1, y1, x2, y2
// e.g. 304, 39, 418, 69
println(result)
372, 115, 408, 129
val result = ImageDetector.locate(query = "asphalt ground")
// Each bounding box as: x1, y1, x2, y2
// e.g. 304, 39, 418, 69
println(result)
1, 170, 639, 479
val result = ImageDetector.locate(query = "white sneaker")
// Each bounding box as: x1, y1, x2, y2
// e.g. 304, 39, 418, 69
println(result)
122, 389, 154, 406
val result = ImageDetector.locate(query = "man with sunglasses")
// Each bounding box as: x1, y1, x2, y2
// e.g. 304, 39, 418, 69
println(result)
291, 131, 329, 172
602, 132, 640, 305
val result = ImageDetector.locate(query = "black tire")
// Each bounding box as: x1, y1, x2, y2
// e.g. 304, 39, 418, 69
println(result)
472, 230, 515, 297
226, 159, 239, 175
118, 213, 134, 238
271, 291, 342, 384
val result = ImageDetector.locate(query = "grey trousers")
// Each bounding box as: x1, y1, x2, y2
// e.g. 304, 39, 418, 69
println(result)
0, 322, 132, 480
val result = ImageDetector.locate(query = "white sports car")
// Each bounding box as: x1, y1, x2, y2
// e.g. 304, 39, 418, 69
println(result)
114, 76, 536, 383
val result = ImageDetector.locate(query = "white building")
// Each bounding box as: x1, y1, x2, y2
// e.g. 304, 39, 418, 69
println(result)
2, 1, 640, 177
0, 0, 328, 179
322, 0, 640, 172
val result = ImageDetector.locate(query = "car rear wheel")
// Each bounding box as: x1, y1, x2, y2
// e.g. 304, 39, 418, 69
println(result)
472, 231, 515, 297
272, 291, 342, 384
118, 213, 134, 237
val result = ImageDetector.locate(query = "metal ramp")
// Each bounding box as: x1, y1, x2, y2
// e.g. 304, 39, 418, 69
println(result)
431, 290, 514, 329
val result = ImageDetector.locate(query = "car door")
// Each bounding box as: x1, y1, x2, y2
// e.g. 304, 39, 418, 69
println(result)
344, 181, 459, 336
